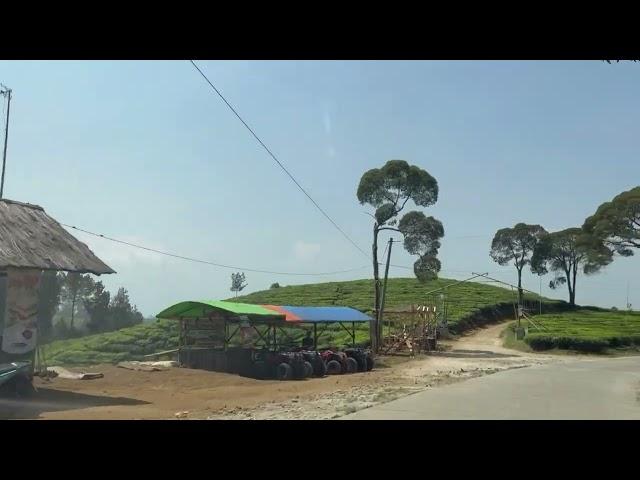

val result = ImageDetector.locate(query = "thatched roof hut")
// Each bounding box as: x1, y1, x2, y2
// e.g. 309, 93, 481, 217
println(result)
0, 199, 114, 275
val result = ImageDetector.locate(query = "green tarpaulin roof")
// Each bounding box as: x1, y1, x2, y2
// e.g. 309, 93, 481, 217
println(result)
156, 300, 285, 320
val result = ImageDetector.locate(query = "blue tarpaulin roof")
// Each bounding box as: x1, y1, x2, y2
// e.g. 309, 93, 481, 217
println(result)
261, 305, 372, 323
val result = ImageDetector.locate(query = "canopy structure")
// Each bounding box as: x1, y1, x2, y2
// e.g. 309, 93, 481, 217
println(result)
156, 301, 373, 358
156, 300, 284, 322
261, 305, 372, 323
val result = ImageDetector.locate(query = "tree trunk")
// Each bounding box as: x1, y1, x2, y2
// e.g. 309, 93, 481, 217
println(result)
517, 268, 523, 308
571, 265, 578, 306
565, 269, 574, 306
70, 294, 76, 330
372, 223, 380, 351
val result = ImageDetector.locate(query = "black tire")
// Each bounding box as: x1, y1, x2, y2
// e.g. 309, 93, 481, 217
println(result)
350, 353, 367, 372
292, 362, 307, 380
314, 359, 327, 377
345, 357, 358, 374
326, 360, 342, 375
366, 355, 375, 371
276, 362, 293, 381
303, 361, 313, 378
3, 375, 35, 398
252, 361, 268, 379
17, 377, 35, 398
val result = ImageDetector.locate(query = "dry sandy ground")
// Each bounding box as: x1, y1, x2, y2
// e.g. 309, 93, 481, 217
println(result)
0, 322, 578, 420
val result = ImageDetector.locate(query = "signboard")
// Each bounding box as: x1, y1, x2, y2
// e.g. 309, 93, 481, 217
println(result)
1, 269, 42, 355
184, 317, 225, 347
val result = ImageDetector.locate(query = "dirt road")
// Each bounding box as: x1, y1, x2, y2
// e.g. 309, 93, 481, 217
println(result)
1, 321, 575, 420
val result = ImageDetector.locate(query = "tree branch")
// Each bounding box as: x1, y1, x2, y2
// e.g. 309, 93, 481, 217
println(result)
397, 194, 411, 214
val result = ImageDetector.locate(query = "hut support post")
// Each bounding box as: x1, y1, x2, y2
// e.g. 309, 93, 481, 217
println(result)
223, 318, 228, 351
313, 323, 318, 350
272, 324, 277, 351
337, 322, 356, 347
352, 322, 356, 347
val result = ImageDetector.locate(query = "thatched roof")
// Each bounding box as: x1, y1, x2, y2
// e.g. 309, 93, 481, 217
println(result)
0, 199, 115, 275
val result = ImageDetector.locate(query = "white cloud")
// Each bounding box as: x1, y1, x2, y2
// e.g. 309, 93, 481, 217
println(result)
293, 241, 321, 261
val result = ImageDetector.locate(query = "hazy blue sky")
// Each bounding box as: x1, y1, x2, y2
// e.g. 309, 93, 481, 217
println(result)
0, 60, 638, 316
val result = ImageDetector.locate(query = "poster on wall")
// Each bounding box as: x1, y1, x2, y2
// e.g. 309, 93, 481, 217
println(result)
1, 268, 42, 355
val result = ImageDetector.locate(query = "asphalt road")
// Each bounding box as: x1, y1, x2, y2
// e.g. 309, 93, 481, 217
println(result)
342, 356, 640, 420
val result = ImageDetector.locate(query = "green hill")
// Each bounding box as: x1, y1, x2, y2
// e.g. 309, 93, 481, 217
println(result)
43, 277, 561, 365
234, 277, 553, 322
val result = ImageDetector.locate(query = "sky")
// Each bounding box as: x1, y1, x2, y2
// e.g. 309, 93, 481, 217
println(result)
0, 60, 638, 316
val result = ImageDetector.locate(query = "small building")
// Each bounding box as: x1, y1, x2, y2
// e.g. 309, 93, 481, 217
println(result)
0, 199, 114, 366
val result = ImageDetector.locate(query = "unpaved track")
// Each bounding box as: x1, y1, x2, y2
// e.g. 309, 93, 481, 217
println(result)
1, 321, 577, 420
217, 323, 573, 420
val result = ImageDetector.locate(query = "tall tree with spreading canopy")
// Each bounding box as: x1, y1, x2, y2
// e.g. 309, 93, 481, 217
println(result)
357, 160, 444, 319
60, 273, 95, 330
583, 186, 640, 257
490, 223, 547, 306
531, 228, 613, 305
230, 272, 248, 297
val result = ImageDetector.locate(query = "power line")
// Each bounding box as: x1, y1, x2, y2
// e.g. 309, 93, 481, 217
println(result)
188, 60, 370, 261
64, 223, 568, 287
62, 223, 369, 277
64, 222, 502, 280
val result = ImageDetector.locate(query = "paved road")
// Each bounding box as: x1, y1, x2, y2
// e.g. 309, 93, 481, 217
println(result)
343, 356, 640, 420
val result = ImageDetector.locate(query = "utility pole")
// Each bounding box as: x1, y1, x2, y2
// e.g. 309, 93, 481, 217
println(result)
0, 83, 12, 199
627, 280, 631, 312
376, 238, 394, 353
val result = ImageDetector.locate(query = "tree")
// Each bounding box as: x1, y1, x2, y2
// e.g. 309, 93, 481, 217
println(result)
531, 228, 613, 305
490, 223, 547, 306
60, 273, 94, 330
37, 272, 64, 342
357, 160, 444, 320
583, 186, 640, 257
270, 282, 280, 289
109, 287, 143, 330
83, 281, 111, 334
230, 272, 248, 297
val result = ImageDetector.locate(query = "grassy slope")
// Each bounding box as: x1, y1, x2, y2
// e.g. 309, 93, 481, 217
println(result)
44, 320, 179, 366
43, 277, 557, 365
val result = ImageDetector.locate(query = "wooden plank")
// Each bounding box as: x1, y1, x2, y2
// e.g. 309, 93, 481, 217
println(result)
143, 349, 179, 358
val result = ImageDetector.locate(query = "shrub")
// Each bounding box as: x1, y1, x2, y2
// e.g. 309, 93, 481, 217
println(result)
525, 335, 609, 353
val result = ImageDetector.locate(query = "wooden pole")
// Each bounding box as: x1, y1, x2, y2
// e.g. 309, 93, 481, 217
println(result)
313, 323, 318, 350
352, 321, 355, 347
0, 86, 11, 199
